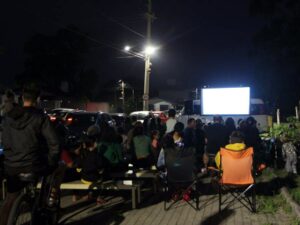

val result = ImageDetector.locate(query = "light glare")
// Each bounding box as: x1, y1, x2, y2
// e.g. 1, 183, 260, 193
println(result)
124, 46, 131, 51
145, 46, 157, 55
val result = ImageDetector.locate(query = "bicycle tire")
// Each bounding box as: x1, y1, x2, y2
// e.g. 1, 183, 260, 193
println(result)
7, 193, 32, 225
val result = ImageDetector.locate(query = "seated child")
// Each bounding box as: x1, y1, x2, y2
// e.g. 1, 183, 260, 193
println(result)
74, 126, 105, 204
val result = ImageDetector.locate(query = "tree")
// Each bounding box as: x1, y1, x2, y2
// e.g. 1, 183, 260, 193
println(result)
16, 25, 98, 99
250, 0, 300, 114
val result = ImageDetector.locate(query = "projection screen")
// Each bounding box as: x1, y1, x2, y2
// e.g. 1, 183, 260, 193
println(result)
201, 87, 250, 115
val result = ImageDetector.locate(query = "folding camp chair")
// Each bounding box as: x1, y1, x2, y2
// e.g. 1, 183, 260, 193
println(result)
210, 147, 256, 213
163, 149, 200, 211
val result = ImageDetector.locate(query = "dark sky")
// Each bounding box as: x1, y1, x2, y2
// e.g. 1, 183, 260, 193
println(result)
0, 0, 262, 95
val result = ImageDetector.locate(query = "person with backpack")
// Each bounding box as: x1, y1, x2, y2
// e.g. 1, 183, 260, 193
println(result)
98, 126, 125, 173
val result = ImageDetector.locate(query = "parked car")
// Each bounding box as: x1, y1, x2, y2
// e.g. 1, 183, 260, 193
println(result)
63, 111, 114, 140
129, 111, 168, 123
48, 108, 77, 123
109, 113, 127, 128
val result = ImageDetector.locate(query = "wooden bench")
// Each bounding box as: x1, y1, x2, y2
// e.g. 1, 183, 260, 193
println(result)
2, 179, 140, 209
110, 168, 159, 194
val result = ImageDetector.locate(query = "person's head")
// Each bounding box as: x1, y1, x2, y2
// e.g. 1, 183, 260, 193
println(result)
133, 121, 144, 136
196, 119, 203, 129
151, 130, 159, 140
187, 118, 196, 128
225, 117, 236, 128
149, 111, 154, 118
246, 116, 257, 128
87, 125, 100, 140
22, 83, 41, 107
213, 116, 223, 124
80, 133, 97, 150
229, 131, 245, 144
174, 122, 184, 133
238, 119, 247, 129
4, 89, 15, 103
168, 109, 176, 118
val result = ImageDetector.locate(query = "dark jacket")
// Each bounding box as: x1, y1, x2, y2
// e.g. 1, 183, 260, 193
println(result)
183, 127, 196, 148
2, 106, 60, 174
77, 149, 103, 182
204, 123, 228, 155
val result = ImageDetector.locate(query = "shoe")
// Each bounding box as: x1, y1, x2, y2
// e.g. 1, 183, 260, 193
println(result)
47, 189, 59, 208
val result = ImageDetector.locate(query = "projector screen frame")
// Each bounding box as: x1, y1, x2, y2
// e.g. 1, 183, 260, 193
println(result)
200, 87, 251, 116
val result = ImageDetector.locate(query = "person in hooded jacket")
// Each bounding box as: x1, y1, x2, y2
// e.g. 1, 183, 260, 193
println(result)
0, 85, 60, 225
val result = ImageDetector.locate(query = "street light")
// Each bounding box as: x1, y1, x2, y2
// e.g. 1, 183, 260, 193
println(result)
144, 45, 157, 55
123, 44, 158, 111
124, 46, 131, 52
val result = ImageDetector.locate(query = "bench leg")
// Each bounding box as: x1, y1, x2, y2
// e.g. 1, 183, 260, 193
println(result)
153, 179, 158, 194
137, 185, 141, 204
132, 187, 137, 209
2, 179, 7, 200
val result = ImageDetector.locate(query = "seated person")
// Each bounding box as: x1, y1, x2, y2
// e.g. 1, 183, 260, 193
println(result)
132, 122, 152, 168
74, 126, 105, 204
98, 126, 125, 173
151, 130, 161, 162
157, 122, 185, 169
215, 131, 246, 168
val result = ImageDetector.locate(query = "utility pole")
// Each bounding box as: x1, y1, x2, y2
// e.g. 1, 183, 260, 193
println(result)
121, 80, 125, 112
143, 0, 153, 111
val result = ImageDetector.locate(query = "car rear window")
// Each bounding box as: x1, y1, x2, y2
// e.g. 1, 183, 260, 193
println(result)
66, 113, 97, 130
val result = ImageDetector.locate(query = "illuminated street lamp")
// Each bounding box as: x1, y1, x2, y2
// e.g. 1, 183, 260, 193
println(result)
124, 46, 131, 52
124, 44, 158, 110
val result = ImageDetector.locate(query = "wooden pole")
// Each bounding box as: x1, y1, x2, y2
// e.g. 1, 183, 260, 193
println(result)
277, 109, 280, 125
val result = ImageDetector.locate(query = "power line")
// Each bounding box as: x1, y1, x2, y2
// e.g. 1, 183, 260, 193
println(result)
99, 12, 145, 38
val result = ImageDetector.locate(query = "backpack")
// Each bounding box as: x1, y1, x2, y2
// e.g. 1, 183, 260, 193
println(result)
100, 142, 123, 166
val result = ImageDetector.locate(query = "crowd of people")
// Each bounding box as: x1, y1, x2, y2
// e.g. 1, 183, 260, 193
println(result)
0, 85, 297, 225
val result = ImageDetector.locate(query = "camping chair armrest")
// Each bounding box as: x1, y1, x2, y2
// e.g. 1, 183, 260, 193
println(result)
207, 166, 220, 172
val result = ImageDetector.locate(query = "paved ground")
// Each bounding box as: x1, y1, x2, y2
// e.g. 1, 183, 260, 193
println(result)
58, 192, 296, 225
0, 174, 298, 225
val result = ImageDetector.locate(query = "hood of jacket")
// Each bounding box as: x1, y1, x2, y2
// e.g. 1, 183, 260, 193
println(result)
5, 106, 43, 130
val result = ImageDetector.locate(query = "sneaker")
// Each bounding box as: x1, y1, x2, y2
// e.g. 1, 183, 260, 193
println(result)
47, 189, 59, 208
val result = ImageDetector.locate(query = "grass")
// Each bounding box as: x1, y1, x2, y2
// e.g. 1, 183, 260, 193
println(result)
256, 169, 293, 214
271, 169, 300, 205
257, 194, 292, 214
261, 168, 300, 224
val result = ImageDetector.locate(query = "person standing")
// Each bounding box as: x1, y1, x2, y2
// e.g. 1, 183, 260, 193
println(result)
194, 119, 206, 168
281, 136, 297, 175
166, 109, 177, 134
203, 116, 228, 168
0, 84, 60, 225
183, 118, 196, 148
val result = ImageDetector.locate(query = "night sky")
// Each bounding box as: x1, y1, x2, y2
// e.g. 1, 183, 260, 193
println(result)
0, 0, 264, 97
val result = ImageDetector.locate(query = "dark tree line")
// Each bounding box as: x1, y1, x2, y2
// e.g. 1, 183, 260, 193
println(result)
16, 25, 98, 100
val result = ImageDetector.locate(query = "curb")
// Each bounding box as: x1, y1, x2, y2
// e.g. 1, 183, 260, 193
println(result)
281, 187, 300, 218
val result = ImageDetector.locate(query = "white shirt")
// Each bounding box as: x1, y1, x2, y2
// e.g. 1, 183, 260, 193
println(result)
166, 118, 177, 133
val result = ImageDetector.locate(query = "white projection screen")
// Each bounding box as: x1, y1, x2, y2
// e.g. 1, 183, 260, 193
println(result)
201, 87, 250, 115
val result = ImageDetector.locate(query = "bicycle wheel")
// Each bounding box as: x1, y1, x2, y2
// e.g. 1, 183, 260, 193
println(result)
7, 193, 32, 225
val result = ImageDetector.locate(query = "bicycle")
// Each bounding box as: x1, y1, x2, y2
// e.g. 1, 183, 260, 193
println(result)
6, 173, 60, 225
